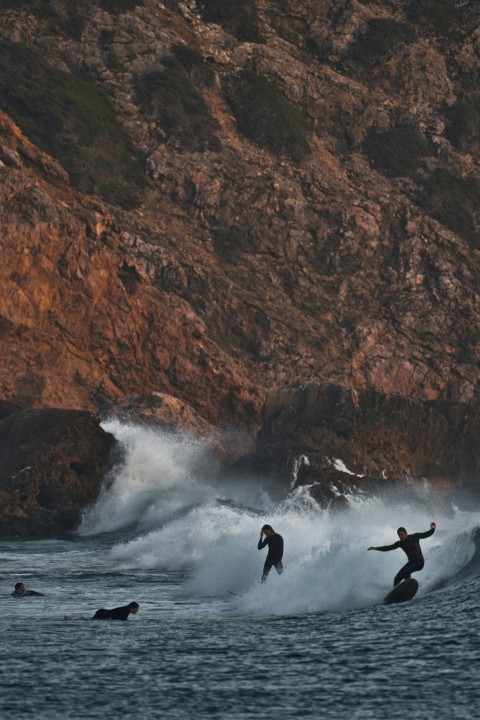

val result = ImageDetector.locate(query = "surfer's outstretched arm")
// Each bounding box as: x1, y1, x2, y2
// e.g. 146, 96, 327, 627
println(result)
368, 541, 401, 552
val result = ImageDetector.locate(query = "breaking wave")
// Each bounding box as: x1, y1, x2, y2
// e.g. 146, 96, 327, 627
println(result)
80, 421, 480, 615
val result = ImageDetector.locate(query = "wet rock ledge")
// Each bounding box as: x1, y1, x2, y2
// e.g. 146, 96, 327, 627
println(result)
249, 379, 480, 509
3, 379, 480, 538
0, 404, 115, 538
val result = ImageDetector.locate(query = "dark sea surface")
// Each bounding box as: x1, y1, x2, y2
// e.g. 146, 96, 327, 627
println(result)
2, 421, 479, 719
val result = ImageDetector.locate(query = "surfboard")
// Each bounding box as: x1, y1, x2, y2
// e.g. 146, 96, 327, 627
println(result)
227, 590, 243, 597
384, 578, 418, 604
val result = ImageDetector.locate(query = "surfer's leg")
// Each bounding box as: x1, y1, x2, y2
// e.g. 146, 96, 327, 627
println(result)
409, 560, 424, 577
394, 562, 412, 586
274, 561, 284, 575
394, 560, 424, 586
261, 559, 273, 583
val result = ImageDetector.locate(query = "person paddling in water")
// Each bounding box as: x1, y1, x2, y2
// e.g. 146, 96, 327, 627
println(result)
11, 582, 44, 597
368, 522, 436, 586
92, 601, 139, 621
258, 524, 284, 583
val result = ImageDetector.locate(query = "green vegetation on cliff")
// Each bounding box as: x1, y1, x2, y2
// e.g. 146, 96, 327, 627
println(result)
405, 0, 464, 37
445, 98, 480, 154
171, 44, 216, 88
225, 70, 310, 161
213, 224, 261, 263
363, 124, 431, 177
196, 0, 263, 43
135, 48, 220, 152
349, 18, 416, 66
414, 169, 480, 247
0, 1, 143, 40
0, 39, 144, 208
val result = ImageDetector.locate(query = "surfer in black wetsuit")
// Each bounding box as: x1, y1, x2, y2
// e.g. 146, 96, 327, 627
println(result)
258, 524, 284, 583
368, 522, 436, 586
92, 601, 139, 620
11, 582, 44, 597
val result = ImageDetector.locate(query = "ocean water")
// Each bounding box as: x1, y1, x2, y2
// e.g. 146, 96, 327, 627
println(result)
2, 420, 480, 719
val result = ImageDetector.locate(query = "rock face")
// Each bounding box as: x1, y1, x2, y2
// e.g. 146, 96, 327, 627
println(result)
0, 407, 116, 537
103, 392, 219, 436
103, 391, 251, 461
0, 2, 479, 430
251, 380, 480, 507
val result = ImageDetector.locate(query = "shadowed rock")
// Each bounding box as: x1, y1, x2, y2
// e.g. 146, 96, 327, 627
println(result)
251, 379, 480, 508
0, 408, 116, 537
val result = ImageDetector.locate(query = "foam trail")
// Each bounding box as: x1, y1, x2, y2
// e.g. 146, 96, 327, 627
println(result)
109, 493, 478, 614
230, 501, 478, 616
80, 421, 480, 616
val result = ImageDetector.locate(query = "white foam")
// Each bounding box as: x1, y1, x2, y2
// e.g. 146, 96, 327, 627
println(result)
80, 420, 479, 616
79, 419, 219, 535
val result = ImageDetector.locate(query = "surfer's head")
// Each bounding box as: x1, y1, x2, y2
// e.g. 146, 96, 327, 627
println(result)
14, 582, 25, 594
128, 602, 139, 614
262, 524, 275, 536
397, 527, 408, 540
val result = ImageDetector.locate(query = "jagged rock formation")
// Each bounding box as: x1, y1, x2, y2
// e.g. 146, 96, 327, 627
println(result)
249, 379, 480, 507
0, 405, 115, 536
0, 1, 479, 429
103, 392, 218, 434
103, 391, 251, 461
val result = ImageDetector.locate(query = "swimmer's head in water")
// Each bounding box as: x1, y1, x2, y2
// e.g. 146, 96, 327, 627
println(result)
128, 602, 139, 614
14, 583, 25, 593
262, 525, 275, 536
397, 527, 408, 540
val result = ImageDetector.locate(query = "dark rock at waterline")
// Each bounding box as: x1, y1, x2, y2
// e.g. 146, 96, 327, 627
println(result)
252, 379, 480, 508
310, 489, 349, 514
0, 400, 23, 419
0, 408, 116, 538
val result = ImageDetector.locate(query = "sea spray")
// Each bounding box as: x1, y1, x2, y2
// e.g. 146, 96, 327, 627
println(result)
80, 420, 478, 615
79, 419, 219, 535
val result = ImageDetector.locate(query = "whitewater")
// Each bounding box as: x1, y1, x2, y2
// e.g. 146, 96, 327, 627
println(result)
2, 419, 480, 719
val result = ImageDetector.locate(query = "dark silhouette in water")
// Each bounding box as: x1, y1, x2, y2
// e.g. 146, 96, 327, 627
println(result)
258, 524, 284, 583
92, 601, 139, 620
368, 522, 436, 586
11, 582, 44, 597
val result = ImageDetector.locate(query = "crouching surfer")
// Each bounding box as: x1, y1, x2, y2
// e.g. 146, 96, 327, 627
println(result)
258, 524, 284, 583
368, 522, 436, 586
92, 601, 139, 621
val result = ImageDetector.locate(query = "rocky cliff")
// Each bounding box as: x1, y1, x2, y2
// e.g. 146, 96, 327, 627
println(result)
0, 404, 115, 536
0, 0, 480, 428
249, 379, 480, 508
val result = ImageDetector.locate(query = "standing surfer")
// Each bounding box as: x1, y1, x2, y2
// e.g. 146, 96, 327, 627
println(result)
258, 524, 284, 583
368, 522, 436, 586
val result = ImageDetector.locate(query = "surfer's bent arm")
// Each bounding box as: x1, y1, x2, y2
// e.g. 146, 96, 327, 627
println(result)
258, 537, 268, 550
415, 527, 435, 540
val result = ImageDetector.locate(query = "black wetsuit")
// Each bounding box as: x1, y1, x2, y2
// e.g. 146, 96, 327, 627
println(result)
11, 590, 44, 597
92, 605, 133, 621
258, 533, 284, 583
377, 527, 435, 586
